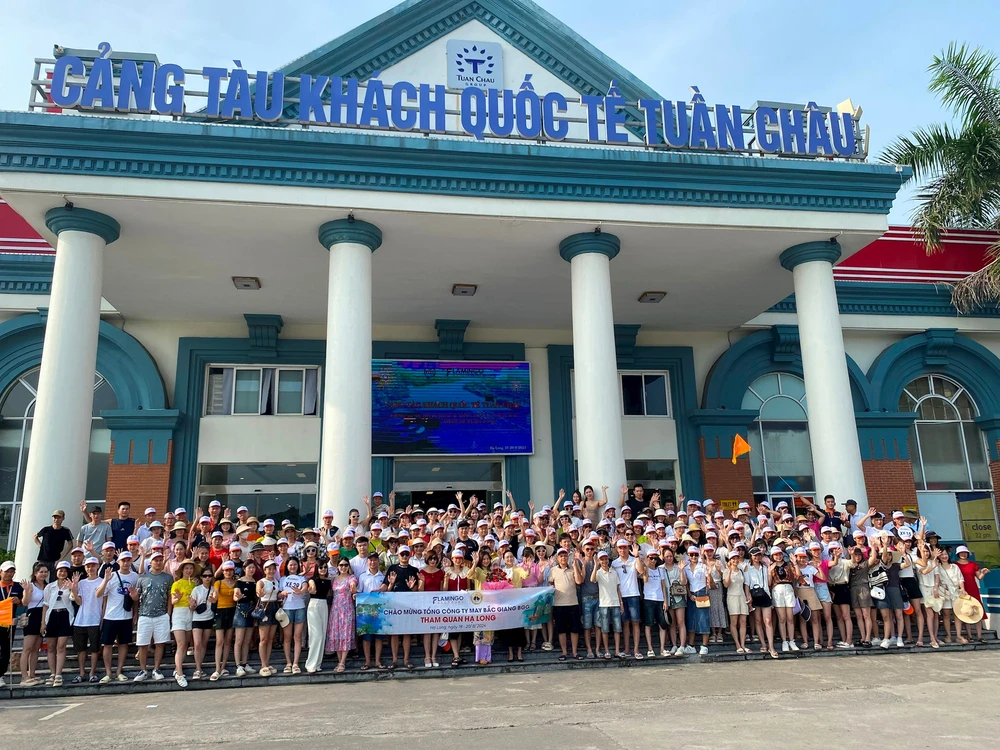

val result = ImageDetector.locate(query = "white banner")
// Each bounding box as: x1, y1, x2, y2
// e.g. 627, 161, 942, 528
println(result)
356, 587, 554, 635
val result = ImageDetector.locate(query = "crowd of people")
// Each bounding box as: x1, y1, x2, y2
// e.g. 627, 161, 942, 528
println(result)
0, 486, 990, 689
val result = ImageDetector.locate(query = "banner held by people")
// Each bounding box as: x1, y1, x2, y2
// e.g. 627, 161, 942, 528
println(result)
356, 587, 554, 635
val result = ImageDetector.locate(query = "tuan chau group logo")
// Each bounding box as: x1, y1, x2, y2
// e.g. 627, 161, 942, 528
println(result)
469, 591, 484, 605
447, 39, 504, 89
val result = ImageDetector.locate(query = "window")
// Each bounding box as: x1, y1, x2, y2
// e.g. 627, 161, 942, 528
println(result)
742, 373, 814, 505
205, 366, 319, 416
900, 375, 991, 491
620, 372, 669, 416
0, 368, 116, 551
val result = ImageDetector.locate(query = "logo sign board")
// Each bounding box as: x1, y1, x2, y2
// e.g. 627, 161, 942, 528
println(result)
31, 44, 866, 158
446, 40, 503, 90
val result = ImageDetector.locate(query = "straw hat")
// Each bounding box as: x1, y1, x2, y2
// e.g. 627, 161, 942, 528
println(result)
954, 594, 985, 624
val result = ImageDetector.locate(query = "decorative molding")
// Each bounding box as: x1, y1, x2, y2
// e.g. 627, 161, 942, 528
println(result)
779, 239, 842, 271
0, 254, 55, 294
770, 324, 799, 363
44, 206, 121, 245
317, 218, 383, 252
689, 409, 759, 460
0, 113, 905, 214
855, 411, 917, 461
435, 319, 470, 359
614, 324, 641, 365
559, 231, 621, 262
768, 281, 1000, 318
923, 328, 957, 366
102, 409, 181, 465
244, 313, 284, 358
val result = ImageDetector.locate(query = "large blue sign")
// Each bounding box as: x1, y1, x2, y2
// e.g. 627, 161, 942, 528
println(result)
372, 360, 532, 456
38, 45, 862, 157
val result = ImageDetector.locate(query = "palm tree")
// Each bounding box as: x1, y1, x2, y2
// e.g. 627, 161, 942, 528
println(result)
881, 43, 1000, 311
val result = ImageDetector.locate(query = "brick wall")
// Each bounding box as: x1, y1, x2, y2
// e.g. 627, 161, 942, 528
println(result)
700, 436, 754, 502
862, 459, 918, 509
105, 441, 173, 517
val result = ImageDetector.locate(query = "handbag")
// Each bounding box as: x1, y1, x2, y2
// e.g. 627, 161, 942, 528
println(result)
116, 572, 133, 613
694, 595, 711, 608
195, 586, 209, 615
670, 580, 685, 598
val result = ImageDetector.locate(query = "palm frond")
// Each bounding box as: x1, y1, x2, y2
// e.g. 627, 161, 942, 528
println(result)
880, 124, 958, 181
950, 240, 1000, 312
929, 42, 1000, 130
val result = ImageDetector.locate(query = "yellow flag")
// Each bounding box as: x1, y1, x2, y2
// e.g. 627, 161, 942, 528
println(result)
732, 433, 751, 464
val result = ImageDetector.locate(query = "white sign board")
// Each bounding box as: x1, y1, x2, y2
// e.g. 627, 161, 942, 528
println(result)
446, 40, 503, 90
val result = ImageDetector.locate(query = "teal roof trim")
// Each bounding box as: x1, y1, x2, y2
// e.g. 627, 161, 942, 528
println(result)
276, 0, 664, 138
0, 112, 906, 213
769, 281, 1000, 317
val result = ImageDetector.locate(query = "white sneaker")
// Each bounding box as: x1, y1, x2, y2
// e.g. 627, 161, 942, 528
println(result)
699, 646, 709, 656
789, 641, 799, 652
175, 673, 188, 688
646, 650, 655, 658
243, 664, 257, 674
683, 645, 696, 654
660, 649, 670, 657
236, 666, 246, 678
781, 641, 790, 652
880, 639, 891, 649
151, 670, 164, 681
133, 670, 148, 682
895, 637, 905, 648
872, 637, 881, 646
0, 677, 5, 688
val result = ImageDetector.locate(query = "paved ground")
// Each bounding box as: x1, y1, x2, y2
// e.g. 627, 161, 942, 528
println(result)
3, 650, 998, 749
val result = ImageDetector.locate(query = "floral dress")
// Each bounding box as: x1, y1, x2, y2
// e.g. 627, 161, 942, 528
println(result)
326, 575, 358, 652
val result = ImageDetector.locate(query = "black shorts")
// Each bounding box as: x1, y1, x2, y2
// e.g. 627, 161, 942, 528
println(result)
642, 599, 668, 629
192, 619, 214, 630
213, 607, 236, 631
73, 625, 101, 653
23, 607, 43, 636
44, 609, 73, 639
100, 618, 134, 646
902, 577, 922, 600
552, 604, 582, 635
830, 583, 851, 606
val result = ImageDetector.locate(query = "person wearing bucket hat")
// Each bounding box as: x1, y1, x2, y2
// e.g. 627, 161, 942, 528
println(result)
954, 545, 990, 643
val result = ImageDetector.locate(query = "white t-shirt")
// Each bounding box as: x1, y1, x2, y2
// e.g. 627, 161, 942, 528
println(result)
612, 556, 640, 598
279, 575, 308, 610
74, 577, 105, 627
595, 567, 620, 607
798, 564, 818, 587
103, 570, 138, 621
190, 583, 215, 623
350, 554, 372, 577
644, 566, 666, 602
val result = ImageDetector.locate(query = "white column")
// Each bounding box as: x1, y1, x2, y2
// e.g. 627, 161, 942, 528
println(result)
317, 218, 381, 526
560, 231, 627, 508
780, 240, 868, 512
14, 207, 120, 573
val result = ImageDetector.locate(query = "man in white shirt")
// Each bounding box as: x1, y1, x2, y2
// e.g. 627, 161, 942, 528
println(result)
135, 507, 158, 544
611, 539, 645, 659
72, 557, 104, 683
356, 555, 387, 670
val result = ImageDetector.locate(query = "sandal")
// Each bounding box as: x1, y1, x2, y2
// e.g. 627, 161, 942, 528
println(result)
575, 655, 584, 661
335, 664, 346, 673
769, 650, 779, 659
360, 664, 370, 671
451, 660, 460, 668
405, 663, 415, 671
291, 665, 301, 675
558, 655, 567, 662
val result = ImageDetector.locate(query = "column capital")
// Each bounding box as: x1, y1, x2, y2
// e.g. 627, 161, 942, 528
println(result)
559, 230, 620, 263
44, 206, 120, 245
779, 239, 841, 271
318, 217, 382, 252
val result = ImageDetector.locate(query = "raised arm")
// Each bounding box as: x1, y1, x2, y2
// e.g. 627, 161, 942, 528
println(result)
361, 496, 373, 528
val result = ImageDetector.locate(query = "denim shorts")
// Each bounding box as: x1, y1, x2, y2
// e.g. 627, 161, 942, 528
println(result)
621, 595, 641, 623
284, 606, 307, 625
596, 605, 622, 633
581, 596, 600, 629
814, 582, 832, 604
642, 598, 668, 629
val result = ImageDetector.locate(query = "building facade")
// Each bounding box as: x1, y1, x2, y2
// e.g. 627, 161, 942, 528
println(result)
1, 0, 999, 575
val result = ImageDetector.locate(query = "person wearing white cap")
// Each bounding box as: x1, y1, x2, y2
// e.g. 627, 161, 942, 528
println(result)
95, 551, 137, 683
0, 561, 23, 688
319, 509, 339, 545
169, 559, 197, 687
612, 537, 645, 659
326, 556, 358, 673
954, 546, 989, 644
39, 560, 77, 687
768, 547, 798, 652
278, 557, 309, 675
590, 550, 622, 659
71, 556, 104, 683
136, 507, 158, 544
132, 551, 173, 682
386, 545, 420, 669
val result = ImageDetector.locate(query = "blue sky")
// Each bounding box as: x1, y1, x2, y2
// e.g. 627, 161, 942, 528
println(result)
3, 0, 999, 223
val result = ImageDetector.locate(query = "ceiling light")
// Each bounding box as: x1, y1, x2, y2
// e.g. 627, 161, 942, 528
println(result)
452, 283, 477, 296
431, 467, 441, 472
232, 276, 261, 290
426, 491, 434, 495
296, 472, 307, 478
638, 291, 666, 304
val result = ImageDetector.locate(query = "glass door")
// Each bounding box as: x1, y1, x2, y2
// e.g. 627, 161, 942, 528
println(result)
392, 459, 504, 511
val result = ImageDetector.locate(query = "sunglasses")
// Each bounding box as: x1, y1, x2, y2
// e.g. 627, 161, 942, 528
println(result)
201, 573, 213, 579
338, 563, 350, 568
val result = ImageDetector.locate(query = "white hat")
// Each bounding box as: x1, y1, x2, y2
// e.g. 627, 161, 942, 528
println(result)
373, 491, 383, 498
150, 521, 163, 529
127, 535, 140, 544
769, 546, 783, 555
793, 547, 808, 556
892, 511, 905, 519
102, 541, 116, 550
149, 552, 163, 560
209, 500, 222, 507
174, 507, 188, 515
263, 559, 276, 568
229, 542, 243, 551
0, 561, 15, 572
143, 507, 157, 515
200, 516, 211, 524
322, 509, 334, 518
84, 556, 100, 565
221, 560, 235, 570
738, 502, 751, 510
263, 518, 275, 526
237, 506, 249, 513
56, 560, 71, 570
956, 545, 970, 554
615, 539, 629, 547
211, 531, 223, 538
597, 550, 609, 559
399, 545, 411, 554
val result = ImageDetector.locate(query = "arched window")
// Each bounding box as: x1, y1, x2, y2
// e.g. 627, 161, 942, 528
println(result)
0, 369, 117, 550
742, 373, 815, 505
899, 375, 991, 490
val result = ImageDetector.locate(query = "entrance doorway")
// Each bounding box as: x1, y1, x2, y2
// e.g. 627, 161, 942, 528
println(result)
392, 459, 504, 512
